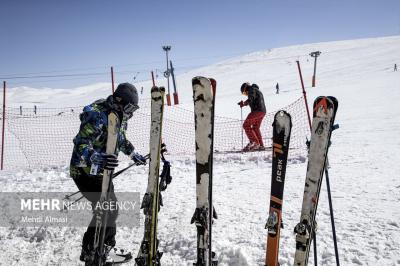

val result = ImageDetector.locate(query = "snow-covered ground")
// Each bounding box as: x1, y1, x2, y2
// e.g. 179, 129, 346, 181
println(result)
1, 36, 400, 265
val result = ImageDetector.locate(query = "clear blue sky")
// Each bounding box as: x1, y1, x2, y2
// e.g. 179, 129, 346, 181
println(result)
1, 0, 399, 88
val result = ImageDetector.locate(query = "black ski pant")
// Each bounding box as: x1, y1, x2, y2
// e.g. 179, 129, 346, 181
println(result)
73, 170, 119, 252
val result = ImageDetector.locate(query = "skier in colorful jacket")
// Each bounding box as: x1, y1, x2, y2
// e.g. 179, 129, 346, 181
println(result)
70, 82, 147, 262
238, 82, 266, 151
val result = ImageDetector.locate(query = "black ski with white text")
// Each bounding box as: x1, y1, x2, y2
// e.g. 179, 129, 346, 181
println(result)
265, 110, 292, 266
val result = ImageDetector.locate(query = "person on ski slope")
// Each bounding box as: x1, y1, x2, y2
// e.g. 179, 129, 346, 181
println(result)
70, 82, 147, 263
238, 82, 266, 151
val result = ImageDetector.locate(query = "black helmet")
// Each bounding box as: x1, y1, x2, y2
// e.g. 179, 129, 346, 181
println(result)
114, 83, 138, 105
113, 83, 139, 118
240, 82, 250, 94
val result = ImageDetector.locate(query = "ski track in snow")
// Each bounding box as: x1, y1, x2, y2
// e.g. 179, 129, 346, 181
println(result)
1, 36, 400, 265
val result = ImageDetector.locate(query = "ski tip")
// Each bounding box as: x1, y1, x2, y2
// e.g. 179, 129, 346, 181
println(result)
151, 86, 165, 98
313, 96, 330, 115
273, 110, 292, 130
327, 95, 339, 110
192, 76, 214, 87
192, 76, 204, 86
151, 86, 165, 93
327, 95, 338, 103
274, 110, 291, 119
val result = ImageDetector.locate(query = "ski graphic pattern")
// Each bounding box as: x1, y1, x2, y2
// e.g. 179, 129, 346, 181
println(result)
294, 96, 338, 266
265, 110, 292, 266
135, 86, 165, 266
191, 77, 218, 266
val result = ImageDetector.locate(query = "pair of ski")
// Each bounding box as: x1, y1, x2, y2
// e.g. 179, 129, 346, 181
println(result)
138, 76, 218, 266
87, 110, 122, 266
137, 77, 218, 266
265, 96, 338, 266
88, 86, 170, 266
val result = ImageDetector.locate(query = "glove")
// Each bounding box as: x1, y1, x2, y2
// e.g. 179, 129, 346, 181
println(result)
131, 152, 147, 165
90, 152, 119, 171
237, 100, 245, 108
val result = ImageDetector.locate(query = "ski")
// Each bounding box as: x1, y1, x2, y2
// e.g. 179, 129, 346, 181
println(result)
265, 110, 292, 266
293, 96, 339, 266
190, 76, 218, 266
135, 86, 166, 266
90, 111, 120, 266
214, 147, 270, 154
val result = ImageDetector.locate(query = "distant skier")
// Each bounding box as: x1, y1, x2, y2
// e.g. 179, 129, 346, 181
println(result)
238, 82, 266, 151
276, 82, 280, 94
395, 64, 397, 72
70, 83, 147, 263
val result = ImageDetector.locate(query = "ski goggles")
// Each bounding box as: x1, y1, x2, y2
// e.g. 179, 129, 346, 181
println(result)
123, 103, 139, 118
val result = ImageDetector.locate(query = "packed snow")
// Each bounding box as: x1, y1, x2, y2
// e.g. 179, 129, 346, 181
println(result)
1, 36, 400, 265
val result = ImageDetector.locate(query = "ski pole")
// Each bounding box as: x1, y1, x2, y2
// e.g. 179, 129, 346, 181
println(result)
62, 195, 85, 211
64, 190, 80, 200
323, 124, 340, 266
30, 225, 47, 243
64, 154, 150, 200
325, 162, 340, 266
112, 153, 150, 179
313, 231, 318, 266
240, 106, 244, 149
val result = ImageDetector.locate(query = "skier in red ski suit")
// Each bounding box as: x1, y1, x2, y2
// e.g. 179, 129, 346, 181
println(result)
238, 82, 266, 151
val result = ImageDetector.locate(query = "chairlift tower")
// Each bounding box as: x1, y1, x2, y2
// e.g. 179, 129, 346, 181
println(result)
310, 51, 321, 87
162, 45, 172, 105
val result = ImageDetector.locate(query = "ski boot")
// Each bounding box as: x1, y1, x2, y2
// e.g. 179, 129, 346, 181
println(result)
242, 142, 255, 151
249, 143, 261, 151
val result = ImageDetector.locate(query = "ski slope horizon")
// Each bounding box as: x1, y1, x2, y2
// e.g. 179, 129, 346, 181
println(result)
7, 35, 400, 118
0, 35, 400, 265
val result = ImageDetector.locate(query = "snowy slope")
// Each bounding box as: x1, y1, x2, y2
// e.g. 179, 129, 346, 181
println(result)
1, 36, 400, 265
9, 36, 400, 118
